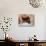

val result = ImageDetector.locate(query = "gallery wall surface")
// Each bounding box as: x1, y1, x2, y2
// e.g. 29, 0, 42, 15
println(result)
0, 0, 46, 40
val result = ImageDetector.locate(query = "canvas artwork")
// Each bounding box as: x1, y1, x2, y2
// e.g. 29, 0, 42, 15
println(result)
18, 14, 35, 27
29, 0, 44, 8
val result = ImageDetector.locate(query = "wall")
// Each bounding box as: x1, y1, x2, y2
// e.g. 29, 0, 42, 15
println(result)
0, 0, 46, 40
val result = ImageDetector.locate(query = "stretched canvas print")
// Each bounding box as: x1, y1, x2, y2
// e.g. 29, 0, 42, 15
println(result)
18, 14, 35, 27
29, 0, 44, 8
